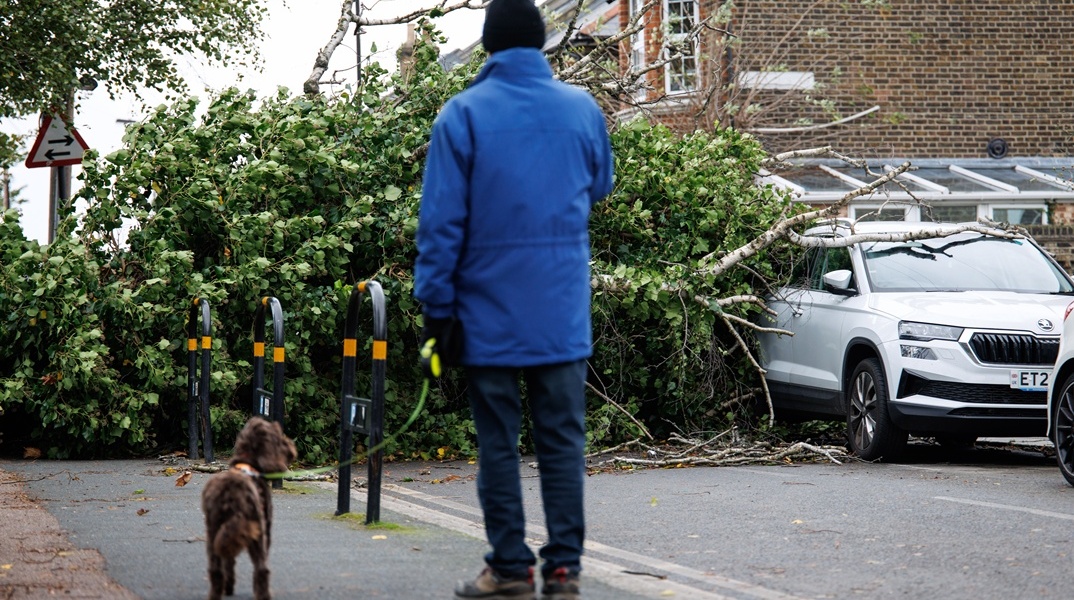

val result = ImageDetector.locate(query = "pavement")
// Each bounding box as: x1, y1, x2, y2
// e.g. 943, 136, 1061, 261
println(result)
0, 455, 727, 600
0, 467, 138, 599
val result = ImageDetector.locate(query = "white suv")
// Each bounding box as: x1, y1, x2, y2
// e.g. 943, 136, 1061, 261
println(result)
757, 220, 1074, 461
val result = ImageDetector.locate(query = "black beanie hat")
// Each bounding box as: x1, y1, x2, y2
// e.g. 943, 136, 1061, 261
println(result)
482, 0, 546, 54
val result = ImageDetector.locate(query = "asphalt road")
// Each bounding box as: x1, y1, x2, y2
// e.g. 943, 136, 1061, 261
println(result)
3, 438, 1071, 599
386, 439, 1074, 600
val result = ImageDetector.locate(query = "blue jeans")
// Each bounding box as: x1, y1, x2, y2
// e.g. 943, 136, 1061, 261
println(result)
465, 360, 587, 579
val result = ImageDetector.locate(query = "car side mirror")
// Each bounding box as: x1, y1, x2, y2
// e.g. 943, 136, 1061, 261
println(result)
822, 269, 856, 296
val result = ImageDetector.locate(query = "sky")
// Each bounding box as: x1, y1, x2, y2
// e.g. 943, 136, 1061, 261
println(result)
4, 0, 485, 244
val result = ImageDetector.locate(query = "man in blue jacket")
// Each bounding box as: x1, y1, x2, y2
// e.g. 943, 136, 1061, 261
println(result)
414, 0, 614, 595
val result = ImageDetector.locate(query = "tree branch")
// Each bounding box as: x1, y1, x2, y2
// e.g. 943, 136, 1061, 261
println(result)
586, 381, 654, 440
304, 1, 357, 95
304, 0, 487, 95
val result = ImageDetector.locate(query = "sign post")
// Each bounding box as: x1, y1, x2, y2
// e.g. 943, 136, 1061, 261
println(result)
24, 114, 90, 244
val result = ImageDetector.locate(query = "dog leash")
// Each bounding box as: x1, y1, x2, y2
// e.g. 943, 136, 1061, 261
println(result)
261, 335, 448, 480
261, 374, 433, 480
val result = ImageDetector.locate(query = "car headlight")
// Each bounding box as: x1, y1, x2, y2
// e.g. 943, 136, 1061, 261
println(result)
900, 345, 938, 360
898, 321, 964, 342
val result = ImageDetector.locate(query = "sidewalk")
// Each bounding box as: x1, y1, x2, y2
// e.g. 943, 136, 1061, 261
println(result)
0, 458, 662, 600
0, 468, 138, 599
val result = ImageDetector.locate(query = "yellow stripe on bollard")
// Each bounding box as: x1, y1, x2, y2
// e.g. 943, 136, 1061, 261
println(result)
187, 338, 197, 352
253, 342, 265, 357
372, 340, 387, 361
273, 346, 285, 363
201, 336, 211, 349
343, 338, 357, 357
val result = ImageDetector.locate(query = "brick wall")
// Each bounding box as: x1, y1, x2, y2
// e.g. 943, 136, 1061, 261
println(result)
749, 0, 1074, 156
1053, 202, 1074, 225
631, 0, 1074, 158
1026, 225, 1074, 273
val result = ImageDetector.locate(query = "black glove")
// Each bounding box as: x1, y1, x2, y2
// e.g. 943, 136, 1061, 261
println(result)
419, 317, 464, 379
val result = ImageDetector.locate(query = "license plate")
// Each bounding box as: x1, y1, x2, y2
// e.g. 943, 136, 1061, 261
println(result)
1010, 369, 1050, 391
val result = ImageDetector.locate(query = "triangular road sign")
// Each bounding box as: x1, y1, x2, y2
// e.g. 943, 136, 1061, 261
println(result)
25, 114, 90, 168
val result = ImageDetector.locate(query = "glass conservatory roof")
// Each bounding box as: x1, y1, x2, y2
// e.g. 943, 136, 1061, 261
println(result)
762, 158, 1074, 203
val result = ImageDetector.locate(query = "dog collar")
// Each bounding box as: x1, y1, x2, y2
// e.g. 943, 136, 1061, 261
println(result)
232, 462, 261, 477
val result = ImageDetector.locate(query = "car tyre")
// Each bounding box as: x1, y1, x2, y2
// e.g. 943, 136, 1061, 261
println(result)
1052, 373, 1074, 487
846, 357, 907, 461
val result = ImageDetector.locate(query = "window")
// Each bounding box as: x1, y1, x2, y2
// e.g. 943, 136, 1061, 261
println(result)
922, 204, 978, 223
770, 161, 1071, 227
663, 0, 699, 93
849, 203, 1050, 224
790, 246, 822, 289
812, 247, 852, 290
791, 244, 852, 290
850, 206, 909, 222
861, 233, 1072, 293
992, 207, 1045, 225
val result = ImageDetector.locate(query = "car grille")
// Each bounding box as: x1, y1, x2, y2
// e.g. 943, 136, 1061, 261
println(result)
968, 333, 1058, 366
915, 381, 1046, 405
948, 407, 1046, 419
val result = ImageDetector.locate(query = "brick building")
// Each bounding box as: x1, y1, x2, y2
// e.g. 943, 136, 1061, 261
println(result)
614, 0, 1074, 233
621, 0, 1074, 157
440, 0, 1074, 235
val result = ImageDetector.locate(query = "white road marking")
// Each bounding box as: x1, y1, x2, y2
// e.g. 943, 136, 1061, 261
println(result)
352, 483, 808, 600
934, 496, 1074, 521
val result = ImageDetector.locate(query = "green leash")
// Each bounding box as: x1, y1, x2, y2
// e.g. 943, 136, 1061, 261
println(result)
262, 378, 430, 480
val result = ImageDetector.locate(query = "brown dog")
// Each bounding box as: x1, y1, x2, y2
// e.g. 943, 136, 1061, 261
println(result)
201, 417, 297, 600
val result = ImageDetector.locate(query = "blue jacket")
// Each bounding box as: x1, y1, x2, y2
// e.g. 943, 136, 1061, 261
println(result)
414, 48, 614, 367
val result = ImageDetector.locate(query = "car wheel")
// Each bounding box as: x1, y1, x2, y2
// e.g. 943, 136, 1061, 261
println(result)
846, 357, 908, 461
1052, 373, 1074, 487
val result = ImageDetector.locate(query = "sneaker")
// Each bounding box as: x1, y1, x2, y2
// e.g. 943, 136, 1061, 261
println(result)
454, 566, 536, 599
541, 567, 580, 599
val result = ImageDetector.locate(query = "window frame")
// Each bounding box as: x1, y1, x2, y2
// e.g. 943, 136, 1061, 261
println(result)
988, 204, 1048, 226
662, 0, 700, 94
849, 202, 1049, 225
848, 204, 913, 222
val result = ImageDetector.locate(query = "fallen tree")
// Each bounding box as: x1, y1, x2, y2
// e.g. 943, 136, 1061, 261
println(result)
0, 13, 1028, 462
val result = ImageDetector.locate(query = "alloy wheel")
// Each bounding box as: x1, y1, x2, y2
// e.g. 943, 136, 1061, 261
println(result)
849, 370, 877, 452
1055, 377, 1074, 486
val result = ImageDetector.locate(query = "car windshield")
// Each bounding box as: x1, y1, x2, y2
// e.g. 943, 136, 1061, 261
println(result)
860, 232, 1074, 293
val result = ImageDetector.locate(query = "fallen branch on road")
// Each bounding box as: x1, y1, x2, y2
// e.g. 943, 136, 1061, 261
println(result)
584, 432, 851, 469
